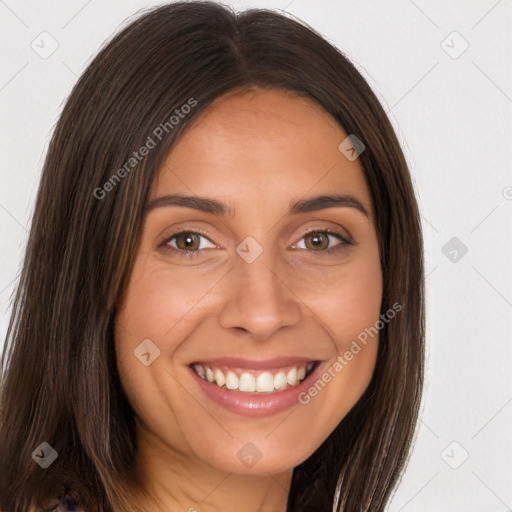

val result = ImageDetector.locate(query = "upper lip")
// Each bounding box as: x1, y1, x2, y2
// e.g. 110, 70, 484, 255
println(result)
190, 356, 319, 370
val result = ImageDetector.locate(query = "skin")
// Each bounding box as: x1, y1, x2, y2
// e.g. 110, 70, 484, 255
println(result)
114, 87, 383, 512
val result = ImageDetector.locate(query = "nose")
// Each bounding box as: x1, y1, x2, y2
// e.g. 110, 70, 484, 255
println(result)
218, 251, 301, 341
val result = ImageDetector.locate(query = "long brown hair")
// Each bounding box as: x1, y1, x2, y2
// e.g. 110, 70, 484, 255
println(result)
0, 2, 424, 511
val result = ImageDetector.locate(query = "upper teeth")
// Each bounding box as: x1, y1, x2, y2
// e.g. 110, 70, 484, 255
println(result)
192, 362, 314, 393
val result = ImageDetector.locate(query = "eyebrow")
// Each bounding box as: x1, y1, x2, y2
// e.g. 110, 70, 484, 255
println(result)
145, 193, 369, 218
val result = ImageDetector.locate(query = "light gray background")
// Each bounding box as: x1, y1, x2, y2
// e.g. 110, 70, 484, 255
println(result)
1, 1, 511, 510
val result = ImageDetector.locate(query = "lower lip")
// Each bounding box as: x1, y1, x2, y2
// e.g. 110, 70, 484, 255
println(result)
189, 362, 324, 418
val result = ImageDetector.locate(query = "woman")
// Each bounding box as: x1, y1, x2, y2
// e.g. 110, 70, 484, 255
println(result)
0, 2, 425, 511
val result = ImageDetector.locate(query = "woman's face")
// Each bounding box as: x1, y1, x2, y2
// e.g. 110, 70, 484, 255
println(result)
115, 88, 382, 477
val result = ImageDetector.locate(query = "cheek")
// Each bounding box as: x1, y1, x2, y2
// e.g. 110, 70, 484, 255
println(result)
293, 252, 383, 391
116, 262, 220, 343
113, 265, 215, 441
113, 264, 198, 391
114, 263, 225, 413
290, 258, 382, 438
296, 253, 383, 348
328, 264, 382, 346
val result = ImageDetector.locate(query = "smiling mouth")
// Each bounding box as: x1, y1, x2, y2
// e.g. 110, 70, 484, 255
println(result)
190, 361, 319, 393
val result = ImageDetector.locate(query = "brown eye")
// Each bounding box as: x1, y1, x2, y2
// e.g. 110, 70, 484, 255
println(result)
161, 231, 216, 256
174, 232, 201, 251
304, 232, 330, 251
294, 229, 351, 253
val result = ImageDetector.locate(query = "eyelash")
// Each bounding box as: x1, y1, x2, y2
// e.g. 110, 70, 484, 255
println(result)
157, 228, 353, 259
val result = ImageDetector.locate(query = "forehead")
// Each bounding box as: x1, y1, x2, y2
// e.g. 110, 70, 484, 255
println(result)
152, 88, 373, 220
